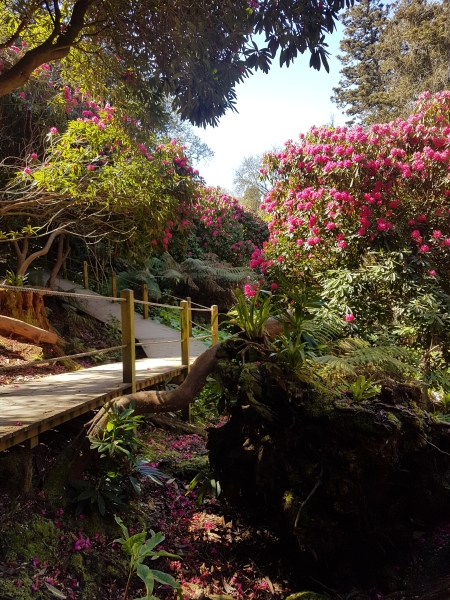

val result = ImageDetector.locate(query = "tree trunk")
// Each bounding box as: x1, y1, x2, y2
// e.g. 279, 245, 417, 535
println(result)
16, 230, 61, 277
0, 288, 53, 331
0, 0, 94, 97
46, 233, 71, 290
0, 315, 57, 344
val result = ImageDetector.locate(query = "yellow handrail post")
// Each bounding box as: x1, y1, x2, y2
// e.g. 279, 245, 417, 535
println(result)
111, 271, 117, 303
211, 304, 219, 346
180, 300, 191, 421
83, 261, 89, 289
180, 300, 190, 371
121, 289, 136, 393
186, 297, 193, 338
142, 284, 149, 320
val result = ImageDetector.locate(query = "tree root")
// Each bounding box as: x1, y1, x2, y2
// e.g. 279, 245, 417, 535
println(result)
86, 344, 220, 440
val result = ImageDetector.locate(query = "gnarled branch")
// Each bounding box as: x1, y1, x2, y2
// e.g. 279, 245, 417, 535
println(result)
87, 344, 220, 440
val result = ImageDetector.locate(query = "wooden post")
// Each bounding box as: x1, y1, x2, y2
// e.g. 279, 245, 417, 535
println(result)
83, 261, 89, 289
180, 300, 191, 422
142, 284, 149, 320
186, 297, 193, 337
180, 300, 190, 371
121, 289, 136, 393
111, 271, 117, 302
211, 304, 219, 346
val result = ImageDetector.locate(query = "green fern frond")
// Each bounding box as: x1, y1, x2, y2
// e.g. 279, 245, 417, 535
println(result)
317, 340, 416, 378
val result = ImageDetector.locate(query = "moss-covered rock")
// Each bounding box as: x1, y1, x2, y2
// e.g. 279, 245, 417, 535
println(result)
2, 515, 60, 562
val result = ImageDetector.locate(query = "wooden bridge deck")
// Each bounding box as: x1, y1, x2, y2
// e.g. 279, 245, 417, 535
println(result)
0, 357, 187, 452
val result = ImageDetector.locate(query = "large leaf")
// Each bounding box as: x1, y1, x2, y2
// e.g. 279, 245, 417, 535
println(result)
136, 563, 155, 598
148, 569, 181, 588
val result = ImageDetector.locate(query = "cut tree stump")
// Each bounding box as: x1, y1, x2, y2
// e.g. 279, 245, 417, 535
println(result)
0, 315, 57, 345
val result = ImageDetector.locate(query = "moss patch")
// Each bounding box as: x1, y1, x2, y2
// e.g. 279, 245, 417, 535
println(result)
3, 515, 60, 562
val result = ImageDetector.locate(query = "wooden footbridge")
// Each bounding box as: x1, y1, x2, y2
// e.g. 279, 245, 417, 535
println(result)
0, 276, 218, 452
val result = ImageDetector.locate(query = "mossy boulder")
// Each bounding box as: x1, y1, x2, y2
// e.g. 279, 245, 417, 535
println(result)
2, 515, 60, 562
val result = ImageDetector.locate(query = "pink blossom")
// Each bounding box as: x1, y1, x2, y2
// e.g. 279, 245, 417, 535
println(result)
419, 244, 430, 253
345, 314, 355, 322
23, 167, 32, 175
49, 127, 59, 134
270, 282, 278, 290
87, 164, 95, 171
30, 153, 38, 160
429, 270, 437, 276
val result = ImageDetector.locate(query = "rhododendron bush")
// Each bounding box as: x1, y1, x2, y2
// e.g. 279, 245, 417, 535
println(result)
1, 87, 200, 276
171, 187, 268, 267
259, 91, 450, 385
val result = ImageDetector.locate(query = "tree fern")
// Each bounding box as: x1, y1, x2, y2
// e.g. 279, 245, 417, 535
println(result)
317, 339, 417, 379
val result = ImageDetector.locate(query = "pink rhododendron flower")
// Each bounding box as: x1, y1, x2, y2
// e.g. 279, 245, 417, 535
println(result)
419, 244, 430, 252
345, 314, 355, 322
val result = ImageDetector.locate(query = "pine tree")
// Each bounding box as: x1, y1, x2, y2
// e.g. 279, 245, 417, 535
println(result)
378, 0, 450, 116
331, 0, 391, 125
333, 0, 450, 126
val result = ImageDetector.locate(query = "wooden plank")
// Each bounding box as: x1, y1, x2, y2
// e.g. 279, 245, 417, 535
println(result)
0, 357, 187, 452
48, 273, 208, 360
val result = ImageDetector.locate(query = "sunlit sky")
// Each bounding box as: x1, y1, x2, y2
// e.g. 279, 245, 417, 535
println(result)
194, 22, 345, 192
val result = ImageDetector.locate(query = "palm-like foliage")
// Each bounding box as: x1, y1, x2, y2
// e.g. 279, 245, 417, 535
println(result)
224, 289, 272, 340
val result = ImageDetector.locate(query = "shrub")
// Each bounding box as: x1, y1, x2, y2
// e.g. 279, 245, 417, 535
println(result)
258, 91, 450, 385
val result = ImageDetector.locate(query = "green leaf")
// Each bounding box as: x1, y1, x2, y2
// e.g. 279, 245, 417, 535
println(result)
44, 582, 67, 598
97, 492, 106, 516
149, 569, 180, 588
121, 532, 147, 555
136, 563, 155, 597
142, 531, 165, 552
114, 515, 129, 540
129, 475, 142, 495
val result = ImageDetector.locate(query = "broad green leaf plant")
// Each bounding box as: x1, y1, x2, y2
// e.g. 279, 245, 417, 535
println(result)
114, 516, 183, 600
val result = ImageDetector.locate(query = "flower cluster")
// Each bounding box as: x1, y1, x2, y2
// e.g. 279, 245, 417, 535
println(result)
258, 91, 450, 281
182, 187, 268, 266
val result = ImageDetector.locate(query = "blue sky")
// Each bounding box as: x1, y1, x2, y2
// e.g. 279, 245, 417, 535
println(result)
194, 22, 345, 192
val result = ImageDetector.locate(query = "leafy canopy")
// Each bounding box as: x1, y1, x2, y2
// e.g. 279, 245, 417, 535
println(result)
0, 0, 352, 126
